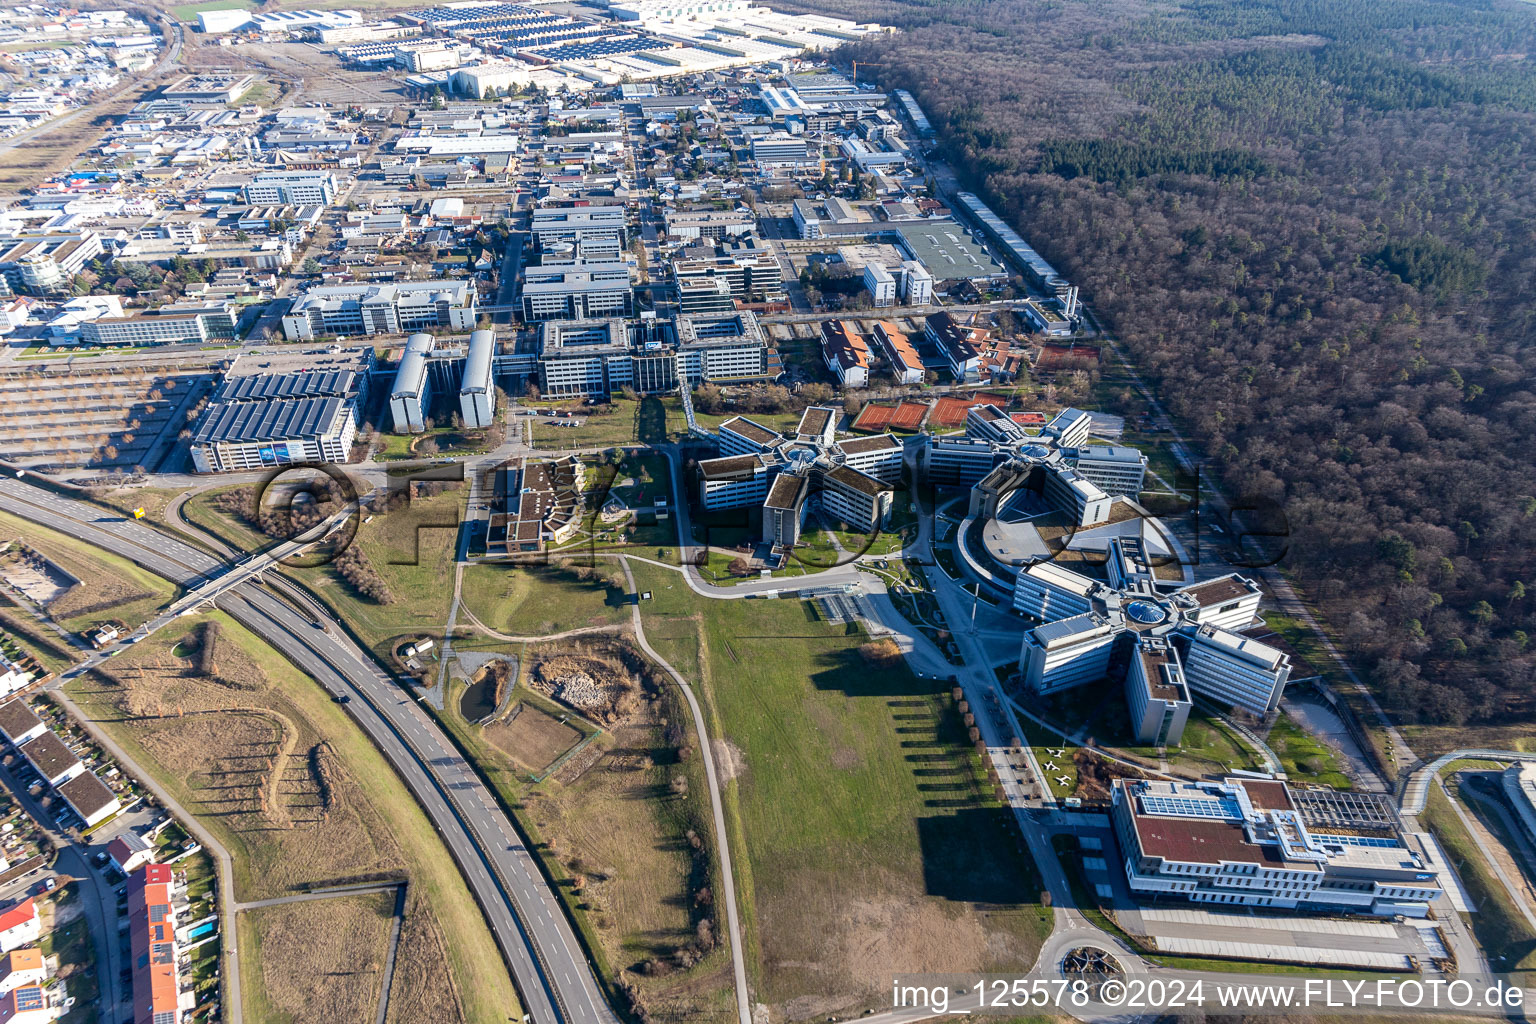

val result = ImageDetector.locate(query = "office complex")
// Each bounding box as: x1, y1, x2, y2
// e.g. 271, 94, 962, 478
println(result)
389, 332, 435, 433
695, 406, 902, 548
537, 312, 771, 397
1112, 778, 1442, 917
281, 281, 477, 340
243, 170, 337, 206
77, 302, 236, 347
521, 262, 633, 321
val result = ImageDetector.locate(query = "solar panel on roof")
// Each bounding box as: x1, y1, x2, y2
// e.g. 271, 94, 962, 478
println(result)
14, 988, 42, 1010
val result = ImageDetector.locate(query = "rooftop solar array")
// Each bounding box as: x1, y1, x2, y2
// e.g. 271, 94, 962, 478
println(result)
1139, 794, 1242, 821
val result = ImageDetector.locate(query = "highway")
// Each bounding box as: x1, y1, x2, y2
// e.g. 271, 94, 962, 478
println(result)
0, 476, 617, 1024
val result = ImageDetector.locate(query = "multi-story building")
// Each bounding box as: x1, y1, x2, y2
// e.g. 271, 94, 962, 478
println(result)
530, 206, 626, 253
1020, 613, 1119, 695
863, 262, 895, 307
924, 436, 1000, 488
1181, 624, 1291, 715
389, 333, 435, 433
670, 240, 784, 305
537, 313, 771, 398
664, 209, 756, 241
695, 406, 898, 549
1125, 636, 1192, 745
752, 134, 815, 174
189, 351, 372, 473
901, 259, 933, 305
521, 263, 633, 321
244, 170, 337, 205
1112, 777, 1442, 917
0, 232, 103, 295
1013, 561, 1097, 621
1069, 444, 1147, 495
459, 328, 497, 429
281, 281, 477, 339
871, 320, 923, 384
698, 454, 773, 511
78, 302, 237, 347
820, 319, 869, 387
923, 311, 984, 381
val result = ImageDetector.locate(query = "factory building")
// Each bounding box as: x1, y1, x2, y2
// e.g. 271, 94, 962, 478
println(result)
459, 329, 497, 429
389, 333, 435, 433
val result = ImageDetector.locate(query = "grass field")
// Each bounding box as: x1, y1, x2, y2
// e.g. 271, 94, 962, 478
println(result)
171, 0, 251, 21
240, 890, 395, 1024
1422, 784, 1536, 975
460, 562, 630, 636
0, 507, 178, 635
436, 661, 735, 1022
64, 610, 522, 1024
178, 486, 271, 555
629, 562, 1050, 1020
523, 396, 809, 449
1266, 708, 1353, 788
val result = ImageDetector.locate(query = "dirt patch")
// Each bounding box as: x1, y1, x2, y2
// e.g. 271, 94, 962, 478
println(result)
1072, 748, 1145, 804
551, 740, 603, 785
527, 641, 656, 727
0, 544, 77, 606
482, 699, 583, 774
248, 889, 394, 1024
712, 738, 746, 783
763, 865, 1021, 1022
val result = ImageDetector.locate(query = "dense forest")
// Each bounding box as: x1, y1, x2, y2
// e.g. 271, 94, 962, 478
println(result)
806, 0, 1536, 728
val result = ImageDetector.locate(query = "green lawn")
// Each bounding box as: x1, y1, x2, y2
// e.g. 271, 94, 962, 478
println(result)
1266, 708, 1352, 788
171, 0, 251, 21
180, 487, 269, 554
629, 562, 1050, 1018
1422, 784, 1536, 975
459, 562, 630, 636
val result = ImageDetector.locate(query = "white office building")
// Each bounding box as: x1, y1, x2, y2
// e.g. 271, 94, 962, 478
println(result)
244, 171, 337, 206
1013, 561, 1097, 621
459, 328, 496, 429
1125, 637, 1192, 746
900, 260, 933, 305
1181, 624, 1291, 715
282, 281, 477, 339
389, 333, 435, 433
1070, 444, 1148, 495
521, 264, 632, 322
1020, 614, 1119, 695
863, 262, 895, 307
1113, 777, 1442, 917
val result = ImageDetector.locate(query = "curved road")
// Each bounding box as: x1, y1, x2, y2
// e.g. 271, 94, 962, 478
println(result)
0, 477, 615, 1024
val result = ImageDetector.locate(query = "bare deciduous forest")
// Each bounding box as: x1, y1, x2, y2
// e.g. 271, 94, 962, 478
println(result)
814, 0, 1536, 727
